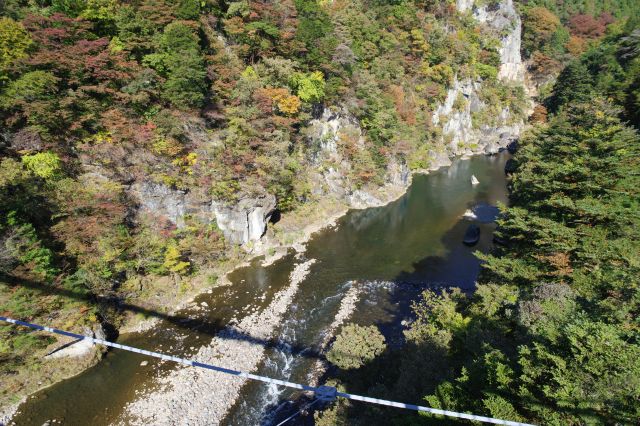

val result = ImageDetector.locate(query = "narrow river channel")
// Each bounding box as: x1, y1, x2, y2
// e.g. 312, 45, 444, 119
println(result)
12, 152, 510, 426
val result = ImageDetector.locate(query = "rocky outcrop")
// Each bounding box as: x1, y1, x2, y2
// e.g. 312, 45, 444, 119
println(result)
211, 195, 276, 245
130, 181, 189, 227
456, 0, 475, 13
306, 107, 413, 208
433, 0, 527, 155
432, 78, 522, 156
130, 181, 276, 246
473, 0, 526, 82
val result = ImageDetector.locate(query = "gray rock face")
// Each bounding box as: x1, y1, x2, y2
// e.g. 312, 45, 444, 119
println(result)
130, 181, 276, 245
131, 181, 187, 227
428, 150, 453, 170
386, 158, 411, 186
456, 0, 474, 13
434, 0, 527, 155
307, 107, 413, 207
212, 195, 276, 245
473, 0, 525, 82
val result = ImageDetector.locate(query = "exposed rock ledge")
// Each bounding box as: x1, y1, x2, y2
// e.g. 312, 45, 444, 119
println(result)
129, 182, 276, 245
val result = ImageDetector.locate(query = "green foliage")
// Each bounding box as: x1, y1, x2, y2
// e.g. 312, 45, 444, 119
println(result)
547, 60, 593, 112
0, 16, 31, 79
2, 211, 59, 281
522, 0, 639, 21
0, 71, 58, 109
20, 152, 63, 180
144, 22, 207, 109
163, 240, 191, 274
80, 0, 119, 22
579, 23, 640, 126
293, 0, 337, 69
176, 0, 200, 20
327, 323, 386, 370
290, 71, 325, 103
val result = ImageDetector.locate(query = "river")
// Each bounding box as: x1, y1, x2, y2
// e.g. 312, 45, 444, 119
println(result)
11, 152, 510, 426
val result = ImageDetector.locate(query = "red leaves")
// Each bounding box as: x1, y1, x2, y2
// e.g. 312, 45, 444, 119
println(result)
23, 13, 137, 89
568, 14, 610, 40
14, 13, 142, 142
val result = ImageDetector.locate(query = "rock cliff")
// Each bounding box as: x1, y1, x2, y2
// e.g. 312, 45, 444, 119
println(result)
433, 0, 527, 155
130, 182, 275, 246
129, 0, 528, 246
305, 107, 410, 208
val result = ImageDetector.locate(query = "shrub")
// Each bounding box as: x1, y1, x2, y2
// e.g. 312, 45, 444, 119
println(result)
21, 152, 63, 180
327, 323, 386, 370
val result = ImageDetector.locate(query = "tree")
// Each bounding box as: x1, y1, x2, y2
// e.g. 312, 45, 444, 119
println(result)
21, 152, 63, 180
143, 22, 207, 109
163, 240, 190, 274
522, 7, 561, 57
293, 0, 337, 69
290, 71, 325, 103
547, 61, 593, 112
327, 324, 386, 370
0, 17, 31, 80
568, 14, 606, 39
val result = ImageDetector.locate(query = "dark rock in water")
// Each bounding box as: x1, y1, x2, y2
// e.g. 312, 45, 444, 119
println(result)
504, 158, 517, 175
507, 140, 518, 154
463, 224, 480, 245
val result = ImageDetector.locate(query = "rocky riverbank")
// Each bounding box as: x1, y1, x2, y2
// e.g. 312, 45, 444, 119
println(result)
119, 259, 316, 425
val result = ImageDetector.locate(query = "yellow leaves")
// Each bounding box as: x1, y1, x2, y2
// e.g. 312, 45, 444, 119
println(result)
88, 131, 113, 144
172, 152, 198, 175
275, 93, 301, 115
256, 87, 301, 115
420, 62, 454, 85
163, 241, 190, 275
241, 65, 259, 80
152, 137, 183, 157
21, 151, 62, 180
0, 17, 32, 74
410, 28, 429, 56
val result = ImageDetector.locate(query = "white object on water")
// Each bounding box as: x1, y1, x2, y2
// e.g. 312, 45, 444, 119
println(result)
471, 175, 479, 185
463, 209, 477, 220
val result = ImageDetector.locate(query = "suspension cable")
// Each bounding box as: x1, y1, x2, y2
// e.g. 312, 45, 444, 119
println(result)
0, 316, 535, 426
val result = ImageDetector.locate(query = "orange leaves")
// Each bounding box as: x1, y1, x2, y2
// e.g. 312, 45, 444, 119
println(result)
565, 36, 588, 56
389, 85, 416, 125
537, 252, 574, 278
529, 105, 548, 124
253, 87, 301, 116
276, 94, 301, 115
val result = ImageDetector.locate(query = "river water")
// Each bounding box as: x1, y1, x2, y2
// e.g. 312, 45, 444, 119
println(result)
12, 152, 510, 425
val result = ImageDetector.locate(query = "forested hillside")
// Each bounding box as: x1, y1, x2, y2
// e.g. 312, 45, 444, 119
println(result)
0, 0, 530, 408
0, 0, 637, 422
316, 15, 640, 426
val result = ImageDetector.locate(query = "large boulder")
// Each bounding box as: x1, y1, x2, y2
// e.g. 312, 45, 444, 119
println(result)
212, 195, 277, 245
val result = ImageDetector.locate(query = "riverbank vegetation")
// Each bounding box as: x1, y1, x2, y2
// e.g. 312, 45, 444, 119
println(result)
0, 0, 637, 421
0, 0, 525, 410
319, 15, 640, 426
